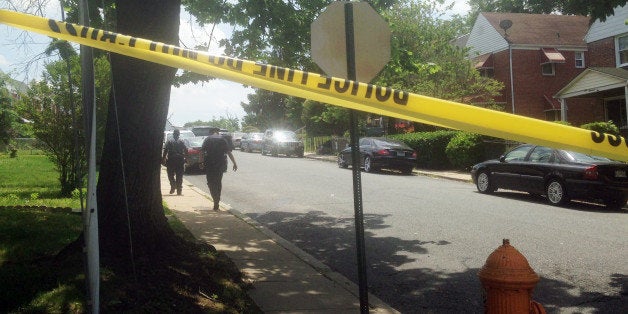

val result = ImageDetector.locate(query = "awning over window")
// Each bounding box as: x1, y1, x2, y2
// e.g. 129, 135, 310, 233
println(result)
474, 53, 494, 69
541, 48, 566, 64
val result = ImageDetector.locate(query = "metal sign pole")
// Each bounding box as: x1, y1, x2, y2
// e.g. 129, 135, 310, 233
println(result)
344, 2, 369, 313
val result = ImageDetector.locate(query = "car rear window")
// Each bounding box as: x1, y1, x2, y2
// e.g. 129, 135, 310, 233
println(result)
563, 150, 610, 163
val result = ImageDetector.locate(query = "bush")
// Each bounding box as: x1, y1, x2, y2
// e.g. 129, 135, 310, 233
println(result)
580, 121, 620, 136
391, 130, 459, 169
445, 132, 485, 170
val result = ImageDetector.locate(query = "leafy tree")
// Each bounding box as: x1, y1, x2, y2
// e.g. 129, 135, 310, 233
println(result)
465, 0, 627, 26
184, 0, 399, 132
183, 114, 241, 131
0, 76, 16, 147
17, 56, 85, 195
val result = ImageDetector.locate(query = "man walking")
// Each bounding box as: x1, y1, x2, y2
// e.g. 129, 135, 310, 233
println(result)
199, 127, 237, 210
162, 129, 188, 195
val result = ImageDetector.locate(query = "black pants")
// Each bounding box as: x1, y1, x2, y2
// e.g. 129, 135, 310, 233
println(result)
167, 161, 184, 192
206, 170, 224, 210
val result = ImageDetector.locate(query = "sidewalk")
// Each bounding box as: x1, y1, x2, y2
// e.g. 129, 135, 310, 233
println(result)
161, 167, 399, 313
161, 155, 471, 313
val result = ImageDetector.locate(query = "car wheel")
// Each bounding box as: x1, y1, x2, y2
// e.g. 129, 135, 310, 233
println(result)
364, 156, 375, 172
261, 145, 267, 155
247, 146, 252, 153
476, 171, 495, 193
297, 150, 304, 158
271, 147, 278, 157
604, 195, 627, 210
546, 179, 569, 206
401, 166, 413, 175
337, 154, 348, 168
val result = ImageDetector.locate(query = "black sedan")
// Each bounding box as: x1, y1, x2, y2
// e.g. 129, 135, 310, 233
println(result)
471, 144, 628, 209
337, 137, 417, 174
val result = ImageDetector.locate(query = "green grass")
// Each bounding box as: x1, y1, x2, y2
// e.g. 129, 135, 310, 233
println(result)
0, 154, 82, 209
0, 154, 260, 313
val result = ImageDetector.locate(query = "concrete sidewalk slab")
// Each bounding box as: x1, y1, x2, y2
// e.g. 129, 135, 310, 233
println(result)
161, 168, 399, 313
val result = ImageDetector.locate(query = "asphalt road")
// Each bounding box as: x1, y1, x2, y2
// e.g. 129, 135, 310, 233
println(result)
185, 150, 627, 313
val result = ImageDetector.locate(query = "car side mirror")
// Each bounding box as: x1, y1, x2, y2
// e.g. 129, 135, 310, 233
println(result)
499, 155, 506, 162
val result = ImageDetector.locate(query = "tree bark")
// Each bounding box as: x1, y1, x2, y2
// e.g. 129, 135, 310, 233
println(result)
97, 0, 181, 271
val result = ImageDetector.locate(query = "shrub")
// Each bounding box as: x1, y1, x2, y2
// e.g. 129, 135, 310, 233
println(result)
580, 121, 620, 136
391, 130, 459, 169
445, 132, 485, 170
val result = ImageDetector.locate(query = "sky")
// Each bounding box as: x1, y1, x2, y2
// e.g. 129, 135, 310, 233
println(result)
0, 1, 469, 128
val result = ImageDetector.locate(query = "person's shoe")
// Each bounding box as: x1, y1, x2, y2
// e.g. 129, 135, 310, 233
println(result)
169, 187, 175, 194
177, 189, 182, 195
213, 207, 219, 211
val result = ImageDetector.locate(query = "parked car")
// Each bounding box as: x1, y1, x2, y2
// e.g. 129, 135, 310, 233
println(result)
182, 136, 206, 173
232, 132, 245, 149
241, 132, 264, 153
337, 137, 417, 174
191, 126, 234, 150
261, 129, 304, 157
470, 144, 628, 209
163, 129, 194, 145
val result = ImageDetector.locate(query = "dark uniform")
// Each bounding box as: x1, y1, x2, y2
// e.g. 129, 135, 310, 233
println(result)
201, 133, 231, 210
162, 130, 187, 195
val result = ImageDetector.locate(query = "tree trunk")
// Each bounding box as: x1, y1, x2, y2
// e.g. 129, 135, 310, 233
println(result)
97, 0, 181, 271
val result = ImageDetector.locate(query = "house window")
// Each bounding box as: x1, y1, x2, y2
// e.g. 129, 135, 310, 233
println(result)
541, 63, 555, 76
618, 35, 628, 67
575, 52, 585, 68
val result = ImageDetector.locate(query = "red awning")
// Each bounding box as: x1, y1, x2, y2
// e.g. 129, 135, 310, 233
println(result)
541, 48, 566, 64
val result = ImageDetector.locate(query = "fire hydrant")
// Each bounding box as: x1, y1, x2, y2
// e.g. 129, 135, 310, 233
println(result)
478, 239, 546, 314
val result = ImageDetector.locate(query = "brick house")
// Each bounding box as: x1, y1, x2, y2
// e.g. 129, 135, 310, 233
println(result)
555, 5, 628, 136
465, 12, 593, 123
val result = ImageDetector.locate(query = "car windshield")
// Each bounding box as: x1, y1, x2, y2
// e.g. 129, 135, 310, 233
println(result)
185, 137, 205, 147
562, 150, 611, 163
274, 131, 298, 141
251, 133, 263, 140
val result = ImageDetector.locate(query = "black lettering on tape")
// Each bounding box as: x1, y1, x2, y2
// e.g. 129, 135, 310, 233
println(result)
173, 47, 180, 55
80, 27, 88, 38
365, 84, 374, 99
376, 86, 392, 102
162, 45, 170, 53
608, 134, 622, 147
591, 132, 604, 143
300, 72, 308, 85
351, 81, 359, 96
318, 76, 332, 90
394, 90, 408, 106
287, 69, 295, 82
100, 31, 116, 43
226, 58, 242, 70
48, 19, 60, 33
253, 63, 267, 76
65, 23, 77, 36
129, 38, 136, 47
149, 42, 157, 51
90, 29, 98, 40
334, 80, 351, 93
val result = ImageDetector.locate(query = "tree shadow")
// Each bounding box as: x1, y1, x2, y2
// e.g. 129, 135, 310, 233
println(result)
245, 210, 626, 313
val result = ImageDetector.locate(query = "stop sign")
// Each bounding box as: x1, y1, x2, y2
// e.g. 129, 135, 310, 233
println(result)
311, 1, 390, 82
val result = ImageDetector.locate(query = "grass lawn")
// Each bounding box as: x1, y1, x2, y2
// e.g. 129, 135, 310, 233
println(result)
0, 153, 260, 313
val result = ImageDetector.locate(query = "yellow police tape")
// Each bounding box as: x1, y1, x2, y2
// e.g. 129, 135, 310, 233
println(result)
2, 9, 628, 161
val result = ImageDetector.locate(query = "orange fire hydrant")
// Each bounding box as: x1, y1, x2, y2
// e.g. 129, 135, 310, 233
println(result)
478, 239, 546, 314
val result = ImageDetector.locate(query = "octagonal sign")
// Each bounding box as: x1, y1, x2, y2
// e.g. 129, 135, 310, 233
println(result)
311, 1, 390, 83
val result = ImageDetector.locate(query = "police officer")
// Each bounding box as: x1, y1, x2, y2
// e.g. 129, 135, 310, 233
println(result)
199, 127, 237, 210
162, 129, 188, 195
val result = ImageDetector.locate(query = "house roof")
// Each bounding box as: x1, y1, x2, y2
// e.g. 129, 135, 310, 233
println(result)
555, 67, 628, 98
481, 12, 589, 48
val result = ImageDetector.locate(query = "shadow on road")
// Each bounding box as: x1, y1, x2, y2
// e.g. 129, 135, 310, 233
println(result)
245, 210, 626, 313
